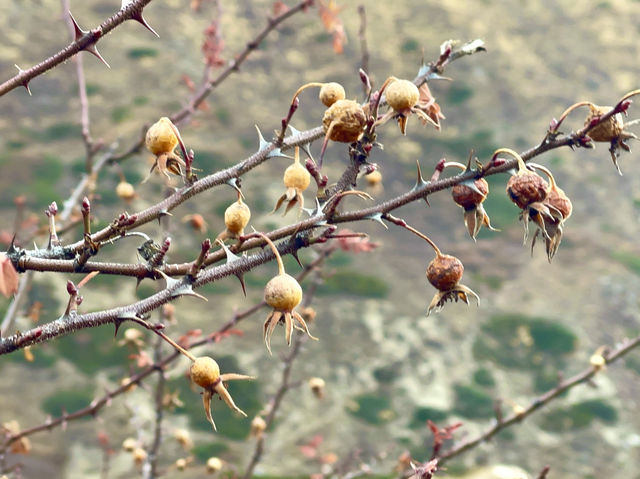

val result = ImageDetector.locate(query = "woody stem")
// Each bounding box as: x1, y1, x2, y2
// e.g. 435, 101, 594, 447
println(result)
384, 214, 442, 256
553, 100, 593, 132
491, 148, 526, 172
255, 232, 285, 276
291, 82, 325, 105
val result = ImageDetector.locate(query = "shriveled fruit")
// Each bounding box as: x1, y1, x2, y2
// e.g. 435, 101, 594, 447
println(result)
385, 78, 419, 111
427, 254, 464, 291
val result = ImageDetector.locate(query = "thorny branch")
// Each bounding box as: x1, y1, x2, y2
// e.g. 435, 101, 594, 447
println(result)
0, 247, 333, 450
434, 334, 640, 464
0, 0, 157, 97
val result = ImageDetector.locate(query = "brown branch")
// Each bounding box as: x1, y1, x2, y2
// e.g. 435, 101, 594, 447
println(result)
0, 0, 157, 97
357, 5, 369, 77
110, 0, 315, 162
435, 334, 640, 464
0, 247, 333, 451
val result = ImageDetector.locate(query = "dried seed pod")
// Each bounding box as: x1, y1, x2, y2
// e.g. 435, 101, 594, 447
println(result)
272, 147, 311, 216
546, 185, 572, 220
173, 429, 193, 450
394, 220, 479, 315
427, 254, 464, 291
250, 416, 267, 438
206, 457, 223, 474
259, 232, 318, 353
176, 458, 188, 471
264, 274, 303, 311
319, 82, 346, 107
146, 117, 179, 155
584, 104, 624, 142
190, 356, 220, 389
309, 377, 326, 399
144, 117, 186, 181
132, 447, 147, 465
506, 172, 548, 209
452, 178, 488, 210
116, 181, 136, 201
217, 193, 251, 241
122, 438, 137, 452
385, 78, 420, 111
322, 99, 367, 143
365, 169, 383, 187
189, 356, 253, 431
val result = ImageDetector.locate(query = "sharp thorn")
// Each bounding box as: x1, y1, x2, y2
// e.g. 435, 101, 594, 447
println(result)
131, 12, 159, 38
364, 212, 389, 229
85, 44, 111, 69
68, 11, 85, 42
235, 273, 247, 297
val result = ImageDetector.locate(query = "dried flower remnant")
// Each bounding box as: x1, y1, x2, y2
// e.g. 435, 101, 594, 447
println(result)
190, 356, 254, 431
584, 103, 637, 175
502, 148, 551, 243
320, 98, 367, 164
446, 161, 498, 240
144, 117, 186, 182
527, 163, 572, 262
216, 191, 250, 242
272, 147, 311, 216
258, 232, 318, 354
389, 217, 478, 315
377, 77, 444, 135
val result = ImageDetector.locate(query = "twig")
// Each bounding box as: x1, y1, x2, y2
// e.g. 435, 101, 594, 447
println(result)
435, 334, 640, 464
242, 268, 323, 479
62, 0, 96, 170
357, 5, 369, 77
145, 336, 166, 479
0, 0, 157, 97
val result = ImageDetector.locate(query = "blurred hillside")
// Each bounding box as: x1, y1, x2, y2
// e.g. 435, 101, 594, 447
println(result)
1, 0, 640, 478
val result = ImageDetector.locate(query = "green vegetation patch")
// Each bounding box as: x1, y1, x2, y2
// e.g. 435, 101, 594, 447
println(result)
42, 388, 95, 418
347, 392, 395, 425
191, 441, 229, 463
409, 406, 449, 429
452, 384, 494, 419
539, 399, 618, 432
472, 367, 495, 388
472, 313, 577, 371
127, 47, 158, 59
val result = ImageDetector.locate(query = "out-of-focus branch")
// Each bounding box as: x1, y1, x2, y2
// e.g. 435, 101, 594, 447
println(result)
242, 264, 323, 479
110, 0, 315, 162
435, 334, 640, 464
357, 5, 369, 76
0, 0, 157, 97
